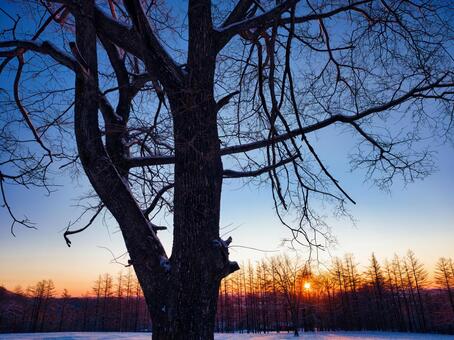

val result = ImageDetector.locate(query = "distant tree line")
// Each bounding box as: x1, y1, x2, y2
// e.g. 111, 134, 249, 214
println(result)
1, 251, 453, 335
215, 251, 454, 335
0, 267, 150, 333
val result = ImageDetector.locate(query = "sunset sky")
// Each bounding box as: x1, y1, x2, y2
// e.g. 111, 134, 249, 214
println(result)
1, 1, 454, 297
1, 124, 453, 296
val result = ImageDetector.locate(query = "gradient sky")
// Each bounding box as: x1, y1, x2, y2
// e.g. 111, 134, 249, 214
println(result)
1, 1, 454, 296
1, 124, 453, 296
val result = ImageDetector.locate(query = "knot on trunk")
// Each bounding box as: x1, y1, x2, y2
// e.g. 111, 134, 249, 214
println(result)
211, 236, 240, 277
212, 236, 232, 249
159, 256, 171, 273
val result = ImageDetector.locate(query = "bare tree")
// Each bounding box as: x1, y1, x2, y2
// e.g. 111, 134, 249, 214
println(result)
92, 275, 103, 331
435, 257, 454, 316
393, 254, 416, 331
406, 250, 428, 331
268, 254, 306, 336
115, 270, 125, 331
384, 260, 406, 331
123, 266, 135, 331
81, 292, 90, 332
28, 281, 45, 332
1, 0, 453, 338
366, 253, 386, 330
39, 279, 56, 332
101, 273, 114, 331
343, 254, 362, 330
58, 289, 71, 332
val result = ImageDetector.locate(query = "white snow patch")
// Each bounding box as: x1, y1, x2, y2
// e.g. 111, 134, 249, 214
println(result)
0, 332, 453, 340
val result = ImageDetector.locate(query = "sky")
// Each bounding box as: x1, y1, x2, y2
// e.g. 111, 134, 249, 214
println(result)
1, 124, 453, 296
1, 1, 454, 296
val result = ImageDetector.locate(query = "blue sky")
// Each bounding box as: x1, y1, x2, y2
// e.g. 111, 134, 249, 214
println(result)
1, 122, 453, 294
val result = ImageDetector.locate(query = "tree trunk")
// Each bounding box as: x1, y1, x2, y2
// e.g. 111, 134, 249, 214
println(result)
73, 1, 237, 338
145, 1, 238, 335
149, 86, 229, 338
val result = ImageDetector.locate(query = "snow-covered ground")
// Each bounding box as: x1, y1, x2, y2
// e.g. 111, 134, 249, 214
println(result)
1, 332, 454, 340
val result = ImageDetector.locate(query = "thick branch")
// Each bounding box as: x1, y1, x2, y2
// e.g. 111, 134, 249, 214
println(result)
143, 183, 174, 218
216, 0, 296, 50
13, 54, 53, 158
98, 34, 131, 119
219, 77, 454, 156
0, 40, 77, 71
121, 0, 184, 89
217, 0, 296, 35
221, 0, 255, 28
215, 0, 372, 51
127, 155, 175, 168
126, 76, 453, 169
223, 154, 298, 178
63, 204, 104, 247
216, 91, 240, 113
73, 0, 167, 279
93, 5, 144, 58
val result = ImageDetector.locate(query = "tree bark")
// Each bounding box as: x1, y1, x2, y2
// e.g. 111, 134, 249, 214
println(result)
152, 71, 230, 339
73, 1, 234, 338
147, 1, 238, 337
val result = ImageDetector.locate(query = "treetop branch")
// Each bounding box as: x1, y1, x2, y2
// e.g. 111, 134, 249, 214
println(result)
215, 0, 373, 51
121, 0, 185, 89
0, 40, 77, 71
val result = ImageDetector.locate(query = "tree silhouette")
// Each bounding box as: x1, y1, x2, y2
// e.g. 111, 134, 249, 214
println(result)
435, 257, 454, 316
1, 250, 454, 334
58, 289, 71, 332
1, 0, 453, 338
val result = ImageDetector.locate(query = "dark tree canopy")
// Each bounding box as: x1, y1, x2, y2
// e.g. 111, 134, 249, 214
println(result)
1, 0, 453, 338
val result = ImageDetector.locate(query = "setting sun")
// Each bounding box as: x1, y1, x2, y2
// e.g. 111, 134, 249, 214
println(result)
304, 282, 311, 290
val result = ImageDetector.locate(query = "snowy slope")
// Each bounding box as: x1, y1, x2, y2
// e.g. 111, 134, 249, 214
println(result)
1, 332, 454, 340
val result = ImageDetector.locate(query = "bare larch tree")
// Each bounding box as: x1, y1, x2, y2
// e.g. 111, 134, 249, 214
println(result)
1, 0, 453, 338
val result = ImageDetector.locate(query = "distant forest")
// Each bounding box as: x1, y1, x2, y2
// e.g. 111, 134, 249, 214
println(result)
1, 251, 453, 335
